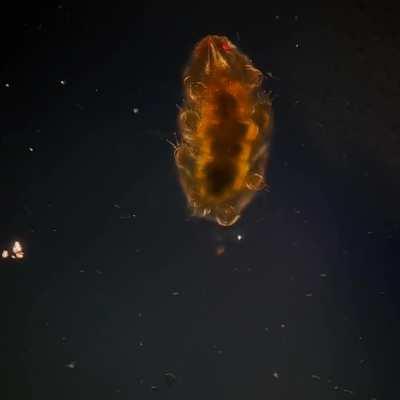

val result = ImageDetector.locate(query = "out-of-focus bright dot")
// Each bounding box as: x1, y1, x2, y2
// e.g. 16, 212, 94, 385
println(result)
171, 291, 180, 296
343, 389, 353, 395
132, 107, 139, 114
280, 323, 286, 328
1, 250, 9, 258
138, 340, 144, 347
306, 292, 313, 297
311, 374, 321, 381
216, 245, 225, 256
294, 15, 299, 21
28, 146, 34, 152
273, 371, 279, 379
275, 15, 280, 20
65, 361, 76, 369
295, 42, 300, 48
320, 273, 327, 278
60, 80, 66, 86
5, 83, 10, 88
237, 234, 243, 241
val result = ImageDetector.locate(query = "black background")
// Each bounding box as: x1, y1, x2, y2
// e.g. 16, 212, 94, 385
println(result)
1, 2, 399, 399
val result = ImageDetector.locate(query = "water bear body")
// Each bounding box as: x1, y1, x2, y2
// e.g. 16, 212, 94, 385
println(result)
175, 35, 273, 226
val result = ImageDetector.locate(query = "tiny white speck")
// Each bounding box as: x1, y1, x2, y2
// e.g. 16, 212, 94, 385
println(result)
132, 107, 139, 114
237, 234, 243, 241
306, 292, 313, 297
138, 340, 144, 347
5, 83, 10, 88
28, 146, 34, 152
65, 361, 76, 369
60, 80, 66, 86
311, 374, 321, 380
280, 323, 286, 328
320, 273, 327, 278
295, 42, 300, 48
79, 269, 85, 273
273, 371, 279, 379
172, 291, 180, 296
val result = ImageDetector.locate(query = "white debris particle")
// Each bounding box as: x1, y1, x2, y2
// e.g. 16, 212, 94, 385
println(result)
320, 273, 328, 278
306, 292, 313, 297
333, 385, 340, 391
280, 323, 286, 328
311, 374, 321, 381
79, 269, 85, 273
65, 361, 76, 369
237, 234, 243, 241
12, 241, 24, 259
5, 83, 10, 88
272, 371, 279, 379
295, 42, 300, 48
171, 291, 180, 296
113, 203, 121, 208
28, 146, 34, 152
60, 80, 66, 86
343, 388, 354, 395
132, 107, 139, 114
2, 250, 9, 258
138, 340, 144, 347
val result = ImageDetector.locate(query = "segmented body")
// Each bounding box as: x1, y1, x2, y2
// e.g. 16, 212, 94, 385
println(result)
175, 35, 273, 226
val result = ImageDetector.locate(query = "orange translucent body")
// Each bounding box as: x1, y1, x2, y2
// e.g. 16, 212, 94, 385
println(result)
175, 35, 273, 226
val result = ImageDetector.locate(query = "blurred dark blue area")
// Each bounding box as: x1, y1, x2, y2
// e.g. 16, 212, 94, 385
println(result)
1, 2, 399, 399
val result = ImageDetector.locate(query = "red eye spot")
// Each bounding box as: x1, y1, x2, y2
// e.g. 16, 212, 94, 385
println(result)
221, 40, 232, 52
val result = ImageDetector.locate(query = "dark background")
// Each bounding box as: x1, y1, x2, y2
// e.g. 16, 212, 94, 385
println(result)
1, 2, 399, 399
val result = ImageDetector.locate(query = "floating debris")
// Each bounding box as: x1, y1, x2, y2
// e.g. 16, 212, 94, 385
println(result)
216, 245, 225, 256
164, 371, 177, 387
2, 241, 24, 260
65, 361, 76, 369
237, 234, 243, 241
272, 371, 279, 379
311, 374, 321, 381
